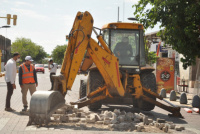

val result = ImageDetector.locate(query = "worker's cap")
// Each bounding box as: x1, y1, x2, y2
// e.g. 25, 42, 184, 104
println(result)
25, 56, 34, 61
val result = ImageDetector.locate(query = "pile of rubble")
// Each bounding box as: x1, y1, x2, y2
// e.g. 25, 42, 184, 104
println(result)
51, 104, 185, 132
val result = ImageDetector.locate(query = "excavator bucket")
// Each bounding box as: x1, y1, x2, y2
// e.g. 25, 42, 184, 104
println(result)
28, 91, 65, 126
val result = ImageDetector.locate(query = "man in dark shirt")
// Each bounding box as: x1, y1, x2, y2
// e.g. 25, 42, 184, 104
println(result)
18, 56, 38, 111
114, 37, 133, 64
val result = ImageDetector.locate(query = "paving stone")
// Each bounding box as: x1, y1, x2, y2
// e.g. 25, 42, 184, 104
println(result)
55, 109, 66, 114
163, 125, 169, 132
117, 115, 125, 122
96, 121, 104, 124
80, 112, 86, 118
80, 118, 86, 123
104, 111, 113, 118
169, 124, 176, 129
180, 126, 185, 130
192, 95, 200, 108
103, 120, 110, 125
69, 117, 80, 122
60, 115, 69, 122
156, 118, 165, 123
135, 113, 143, 120
95, 114, 101, 121
148, 119, 153, 124
108, 124, 118, 130
77, 109, 84, 112
159, 123, 165, 130
180, 93, 188, 104
86, 114, 96, 123
113, 109, 121, 115
133, 118, 140, 123
125, 112, 134, 121
76, 112, 82, 117
155, 123, 160, 128
118, 122, 129, 130
143, 116, 148, 125
120, 110, 126, 115
112, 113, 117, 120
175, 126, 182, 131
110, 119, 117, 124
149, 123, 154, 126
135, 125, 142, 132
170, 90, 177, 101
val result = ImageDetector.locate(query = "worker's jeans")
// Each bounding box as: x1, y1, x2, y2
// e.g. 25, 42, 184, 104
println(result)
5, 82, 14, 108
50, 73, 55, 90
21, 84, 36, 107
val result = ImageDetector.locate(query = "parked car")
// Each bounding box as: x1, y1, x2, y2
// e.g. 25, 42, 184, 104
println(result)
44, 64, 48, 68
35, 64, 45, 73
58, 64, 62, 68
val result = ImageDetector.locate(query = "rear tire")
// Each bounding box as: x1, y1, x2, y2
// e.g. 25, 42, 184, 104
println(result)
87, 70, 104, 111
79, 79, 87, 100
138, 73, 157, 111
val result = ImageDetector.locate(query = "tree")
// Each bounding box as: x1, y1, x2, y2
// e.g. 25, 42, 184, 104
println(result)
51, 45, 67, 64
11, 37, 47, 63
34, 45, 47, 63
133, 0, 200, 69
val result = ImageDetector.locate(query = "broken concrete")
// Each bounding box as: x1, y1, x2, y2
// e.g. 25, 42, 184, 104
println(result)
49, 103, 185, 132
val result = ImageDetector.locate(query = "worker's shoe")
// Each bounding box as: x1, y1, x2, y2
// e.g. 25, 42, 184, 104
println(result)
5, 107, 15, 112
22, 106, 28, 111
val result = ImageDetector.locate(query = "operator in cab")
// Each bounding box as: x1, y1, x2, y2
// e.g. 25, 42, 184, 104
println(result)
114, 37, 133, 64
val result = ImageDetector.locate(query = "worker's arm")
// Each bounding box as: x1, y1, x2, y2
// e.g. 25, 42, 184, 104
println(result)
33, 68, 38, 87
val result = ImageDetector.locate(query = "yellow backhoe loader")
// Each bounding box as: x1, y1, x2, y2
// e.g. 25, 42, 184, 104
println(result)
29, 11, 183, 126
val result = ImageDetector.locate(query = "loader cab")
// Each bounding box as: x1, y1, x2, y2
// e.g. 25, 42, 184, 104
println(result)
102, 23, 146, 73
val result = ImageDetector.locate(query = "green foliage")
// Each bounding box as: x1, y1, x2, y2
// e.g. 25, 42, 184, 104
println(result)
11, 37, 47, 63
51, 45, 67, 64
144, 39, 157, 66
133, 0, 200, 69
147, 51, 157, 65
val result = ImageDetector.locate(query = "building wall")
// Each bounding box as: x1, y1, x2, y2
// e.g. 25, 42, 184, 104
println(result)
0, 35, 11, 72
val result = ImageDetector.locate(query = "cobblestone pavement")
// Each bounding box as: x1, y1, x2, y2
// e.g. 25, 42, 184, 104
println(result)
0, 68, 200, 134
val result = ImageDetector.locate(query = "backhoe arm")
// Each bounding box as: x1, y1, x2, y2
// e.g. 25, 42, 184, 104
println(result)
60, 11, 125, 97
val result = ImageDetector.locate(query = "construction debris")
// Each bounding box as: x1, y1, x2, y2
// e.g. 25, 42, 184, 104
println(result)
41, 104, 186, 132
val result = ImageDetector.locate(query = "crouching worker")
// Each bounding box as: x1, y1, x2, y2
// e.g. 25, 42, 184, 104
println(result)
19, 56, 38, 111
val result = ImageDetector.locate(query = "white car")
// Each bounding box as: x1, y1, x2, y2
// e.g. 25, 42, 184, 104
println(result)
58, 65, 62, 68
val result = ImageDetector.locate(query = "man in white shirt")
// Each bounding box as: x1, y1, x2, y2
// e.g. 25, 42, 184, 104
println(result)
4, 52, 20, 111
48, 59, 57, 91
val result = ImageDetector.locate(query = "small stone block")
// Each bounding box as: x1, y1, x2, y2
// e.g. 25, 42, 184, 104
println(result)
175, 126, 182, 131
157, 118, 165, 123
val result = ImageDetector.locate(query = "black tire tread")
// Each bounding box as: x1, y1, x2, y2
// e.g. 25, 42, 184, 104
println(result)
138, 73, 157, 111
87, 70, 104, 111
79, 79, 87, 99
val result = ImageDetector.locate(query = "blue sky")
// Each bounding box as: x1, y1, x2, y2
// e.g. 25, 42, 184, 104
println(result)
0, 0, 160, 54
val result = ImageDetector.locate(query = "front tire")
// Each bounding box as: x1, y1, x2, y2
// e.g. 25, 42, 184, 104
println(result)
87, 70, 104, 111
79, 79, 87, 100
